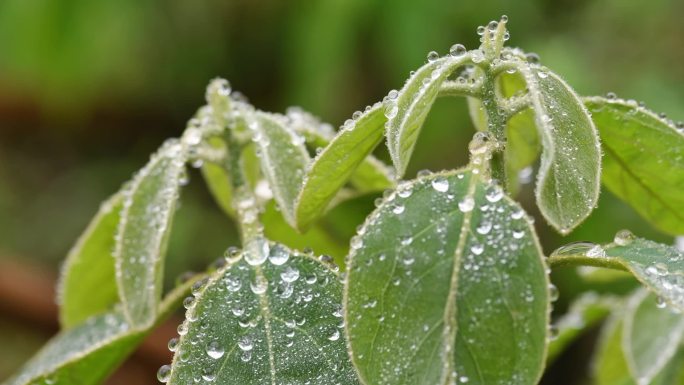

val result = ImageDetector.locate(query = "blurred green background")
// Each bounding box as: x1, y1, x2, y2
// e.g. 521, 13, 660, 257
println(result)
0, 0, 682, 384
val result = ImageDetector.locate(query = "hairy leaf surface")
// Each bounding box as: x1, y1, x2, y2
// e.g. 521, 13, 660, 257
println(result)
584, 97, 684, 235
345, 169, 549, 385
167, 243, 358, 385
58, 193, 122, 328
115, 140, 186, 326
386, 54, 472, 177
520, 65, 601, 234
295, 104, 388, 231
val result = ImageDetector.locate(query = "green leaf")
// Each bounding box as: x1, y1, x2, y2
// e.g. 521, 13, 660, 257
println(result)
549, 235, 684, 311
58, 193, 122, 328
249, 112, 310, 227
584, 97, 684, 235
5, 275, 201, 385
345, 169, 550, 385
295, 104, 389, 231
200, 137, 235, 218
546, 292, 615, 364
386, 54, 472, 177
115, 140, 186, 326
623, 288, 684, 385
519, 64, 601, 234
166, 243, 359, 385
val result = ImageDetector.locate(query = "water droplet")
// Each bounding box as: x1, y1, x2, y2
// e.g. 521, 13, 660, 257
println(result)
449, 44, 466, 57
458, 197, 475, 213
157, 365, 171, 383
614, 229, 635, 246
206, 341, 225, 359
431, 178, 449, 192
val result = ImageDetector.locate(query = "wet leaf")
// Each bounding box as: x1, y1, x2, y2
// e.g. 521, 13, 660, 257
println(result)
520, 65, 601, 234
345, 169, 549, 385
584, 97, 684, 235
550, 235, 684, 311
115, 140, 186, 326
295, 104, 389, 231
249, 112, 310, 227
166, 243, 358, 385
58, 193, 122, 328
386, 54, 472, 177
5, 275, 200, 385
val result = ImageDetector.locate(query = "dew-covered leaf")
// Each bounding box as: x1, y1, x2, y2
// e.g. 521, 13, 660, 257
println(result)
623, 288, 684, 385
520, 65, 601, 234
386, 54, 472, 177
200, 137, 235, 218
546, 292, 615, 364
584, 97, 684, 235
115, 140, 187, 326
166, 242, 358, 385
550, 235, 684, 312
295, 104, 389, 231
5, 274, 201, 385
248, 112, 310, 227
58, 193, 122, 329
345, 169, 549, 385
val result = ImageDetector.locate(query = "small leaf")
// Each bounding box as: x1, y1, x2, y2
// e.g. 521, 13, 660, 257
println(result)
5, 275, 202, 385
520, 65, 601, 234
200, 137, 235, 218
166, 243, 358, 385
623, 288, 684, 385
115, 140, 187, 326
386, 54, 472, 177
345, 169, 549, 385
547, 292, 615, 364
550, 235, 684, 312
249, 112, 310, 227
295, 104, 388, 231
584, 96, 684, 235
58, 193, 122, 328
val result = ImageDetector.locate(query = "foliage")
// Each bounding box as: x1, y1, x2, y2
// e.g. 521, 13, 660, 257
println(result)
5, 17, 684, 385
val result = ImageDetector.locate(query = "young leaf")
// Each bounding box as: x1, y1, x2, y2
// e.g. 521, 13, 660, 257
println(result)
295, 104, 388, 231
623, 288, 684, 385
584, 97, 684, 235
58, 193, 122, 328
386, 54, 472, 177
166, 243, 358, 385
5, 274, 202, 385
115, 140, 186, 326
550, 235, 684, 311
248, 112, 310, 227
519, 64, 601, 234
345, 169, 550, 385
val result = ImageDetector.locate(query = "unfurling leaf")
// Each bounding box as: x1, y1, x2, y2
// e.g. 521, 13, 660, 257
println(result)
520, 65, 601, 234
115, 140, 187, 327
345, 169, 549, 385
166, 243, 358, 385
584, 97, 684, 235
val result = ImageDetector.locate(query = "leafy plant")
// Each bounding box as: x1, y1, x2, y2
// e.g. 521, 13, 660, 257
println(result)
5, 16, 684, 385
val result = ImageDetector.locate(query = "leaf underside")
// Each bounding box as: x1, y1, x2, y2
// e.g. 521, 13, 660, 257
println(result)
345, 169, 549, 385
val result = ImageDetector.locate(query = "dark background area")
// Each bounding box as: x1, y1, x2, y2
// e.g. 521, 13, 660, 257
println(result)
0, 0, 682, 384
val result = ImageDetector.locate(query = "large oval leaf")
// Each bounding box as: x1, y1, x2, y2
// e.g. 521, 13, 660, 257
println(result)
584, 97, 684, 235
5, 275, 201, 385
386, 54, 472, 177
295, 104, 388, 231
519, 64, 601, 234
248, 112, 310, 227
345, 169, 549, 385
166, 242, 359, 385
550, 235, 684, 311
58, 193, 122, 328
115, 139, 186, 326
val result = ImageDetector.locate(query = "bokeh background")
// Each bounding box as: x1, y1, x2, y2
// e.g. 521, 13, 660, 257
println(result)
0, 0, 682, 384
